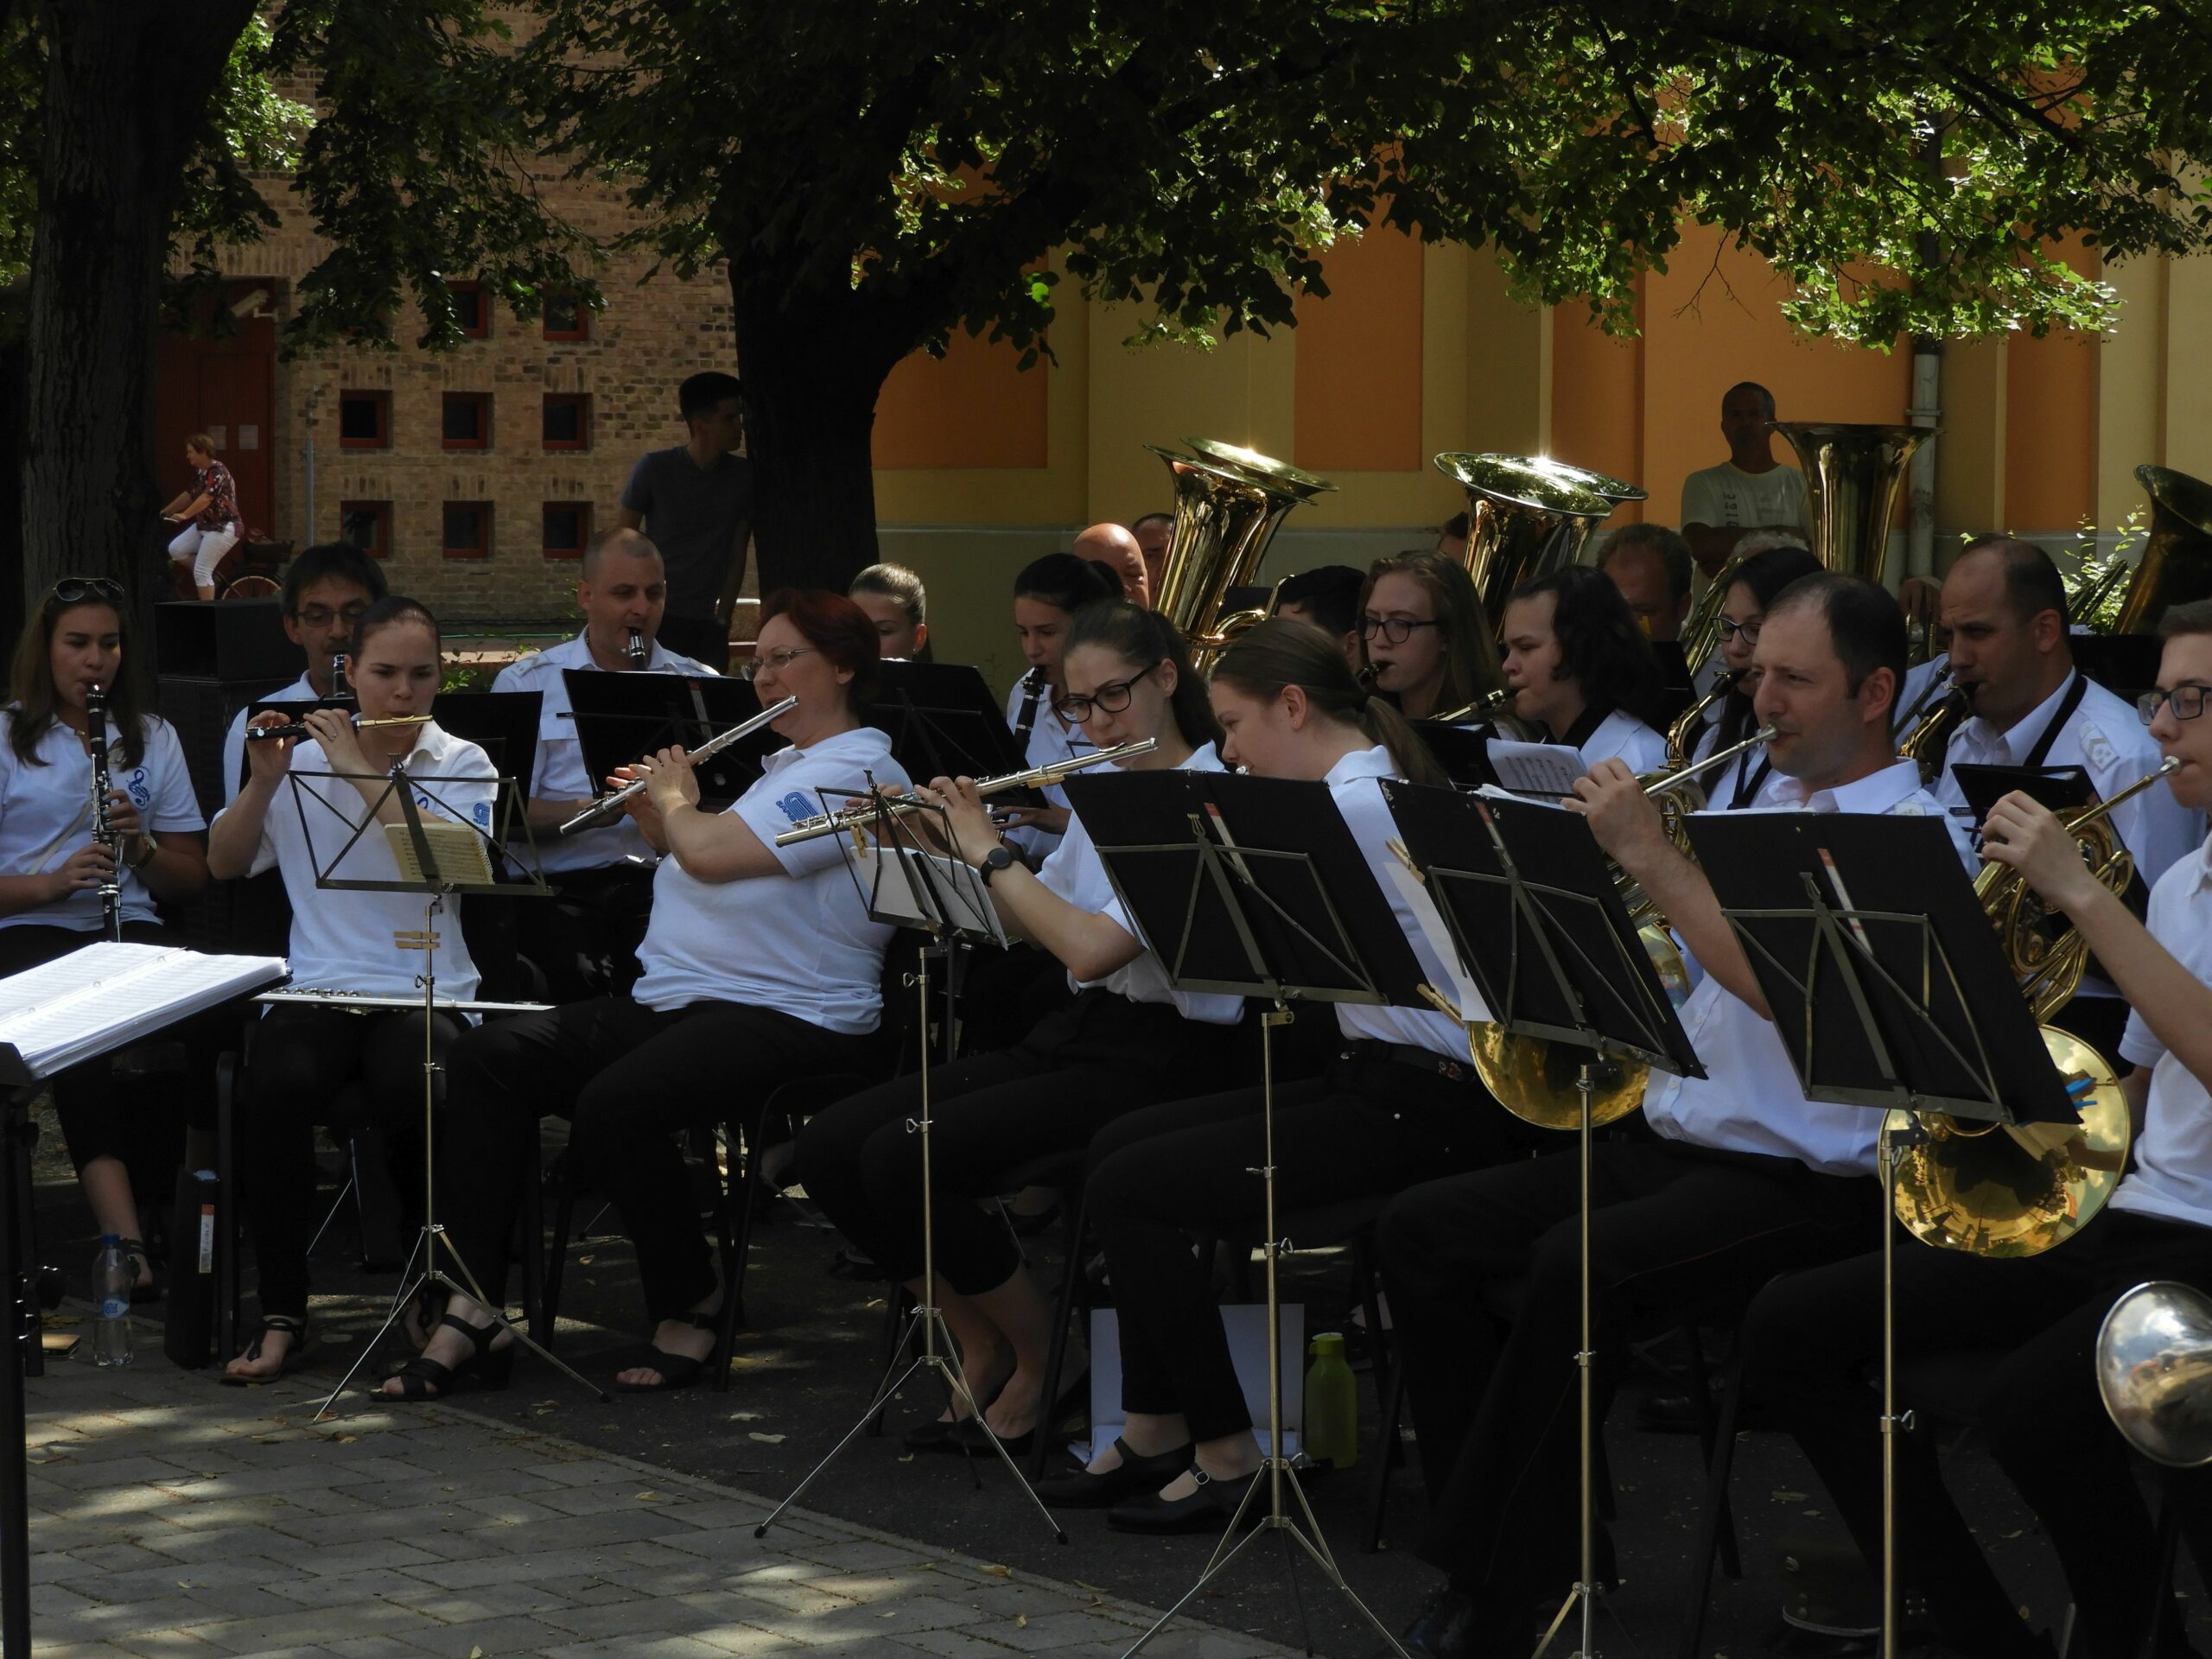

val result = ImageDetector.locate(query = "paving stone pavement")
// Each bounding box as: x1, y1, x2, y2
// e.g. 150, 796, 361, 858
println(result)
18, 1332, 1305, 1659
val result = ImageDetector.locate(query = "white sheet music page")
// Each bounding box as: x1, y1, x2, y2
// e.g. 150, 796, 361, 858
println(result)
850, 843, 1007, 946
1484, 740, 1591, 798
0, 943, 285, 1080
1380, 858, 1493, 1025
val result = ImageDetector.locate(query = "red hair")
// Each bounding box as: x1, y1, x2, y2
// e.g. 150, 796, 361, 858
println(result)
760, 588, 880, 709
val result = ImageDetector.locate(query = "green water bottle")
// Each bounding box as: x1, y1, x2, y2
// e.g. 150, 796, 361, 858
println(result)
1302, 1332, 1358, 1470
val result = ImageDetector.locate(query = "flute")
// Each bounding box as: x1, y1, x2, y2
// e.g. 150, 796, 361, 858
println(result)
557, 694, 798, 834
245, 713, 431, 742
625, 627, 647, 666
772, 738, 1157, 846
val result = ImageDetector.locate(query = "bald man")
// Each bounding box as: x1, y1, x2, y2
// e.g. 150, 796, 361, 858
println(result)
1073, 522, 1150, 608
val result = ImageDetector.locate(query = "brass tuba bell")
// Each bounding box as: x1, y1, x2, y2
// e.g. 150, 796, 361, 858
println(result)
2097, 1281, 2212, 1468
2112, 465, 2212, 636
1147, 440, 1334, 660
1770, 422, 1937, 590
1432, 454, 1641, 623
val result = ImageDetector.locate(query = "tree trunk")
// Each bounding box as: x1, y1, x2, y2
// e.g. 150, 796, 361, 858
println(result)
21, 1, 255, 615
730, 274, 911, 598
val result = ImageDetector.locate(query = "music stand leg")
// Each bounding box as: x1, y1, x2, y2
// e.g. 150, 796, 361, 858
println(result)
0, 1089, 33, 1659
1876, 1140, 1906, 1659
316, 894, 607, 1420
1534, 1062, 1602, 1659
1122, 1007, 1410, 1659
754, 942, 1065, 1545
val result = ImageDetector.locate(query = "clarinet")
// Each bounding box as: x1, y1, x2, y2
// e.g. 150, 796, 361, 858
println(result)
331, 653, 351, 702
1010, 666, 1046, 748
85, 687, 124, 942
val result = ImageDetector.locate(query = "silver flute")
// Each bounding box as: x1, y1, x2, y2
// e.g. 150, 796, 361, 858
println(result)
557, 694, 798, 835
772, 737, 1157, 846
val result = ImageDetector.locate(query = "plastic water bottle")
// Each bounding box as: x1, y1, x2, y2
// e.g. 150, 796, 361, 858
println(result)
1301, 1332, 1357, 1470
92, 1235, 134, 1368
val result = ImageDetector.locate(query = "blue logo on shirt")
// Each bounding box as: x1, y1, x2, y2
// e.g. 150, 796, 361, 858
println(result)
778, 791, 814, 823
473, 801, 492, 827
126, 769, 150, 809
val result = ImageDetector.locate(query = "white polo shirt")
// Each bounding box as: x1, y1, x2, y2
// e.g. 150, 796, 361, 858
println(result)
2112, 837, 2212, 1231
1642, 760, 1977, 1176
1329, 746, 1472, 1060
1581, 709, 1669, 773
0, 711, 206, 934
1690, 717, 1790, 810
223, 673, 317, 805
1003, 672, 1091, 863
217, 722, 497, 1000
490, 632, 716, 874
632, 724, 909, 1033
1037, 742, 1243, 1023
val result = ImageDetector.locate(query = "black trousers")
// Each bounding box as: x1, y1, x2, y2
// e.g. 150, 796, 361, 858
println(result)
439, 994, 855, 1318
1741, 1210, 2212, 1659
796, 991, 1251, 1297
241, 1003, 463, 1318
1376, 1136, 1874, 1598
0, 921, 217, 1172
513, 863, 656, 1001
653, 613, 730, 673
1086, 1042, 1541, 1446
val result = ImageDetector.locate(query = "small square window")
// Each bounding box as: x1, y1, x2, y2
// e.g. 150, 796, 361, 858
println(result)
542, 294, 588, 342
543, 502, 592, 560
338, 500, 391, 559
442, 501, 492, 560
447, 280, 488, 340
337, 391, 390, 450
542, 392, 590, 452
442, 392, 492, 451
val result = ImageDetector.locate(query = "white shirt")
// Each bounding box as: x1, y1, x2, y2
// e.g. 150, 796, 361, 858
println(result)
1037, 743, 1243, 1023
1681, 461, 1808, 537
632, 725, 909, 1033
222, 673, 317, 805
0, 712, 206, 933
1643, 760, 1978, 1176
1581, 709, 1669, 774
1329, 746, 1471, 1060
1003, 673, 1090, 862
1689, 721, 1791, 811
219, 722, 496, 999
490, 632, 716, 874
2113, 837, 2212, 1230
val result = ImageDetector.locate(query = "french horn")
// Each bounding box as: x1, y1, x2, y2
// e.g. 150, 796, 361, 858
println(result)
2097, 1281, 2212, 1468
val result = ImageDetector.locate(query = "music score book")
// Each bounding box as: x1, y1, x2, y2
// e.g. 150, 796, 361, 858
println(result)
0, 944, 285, 1081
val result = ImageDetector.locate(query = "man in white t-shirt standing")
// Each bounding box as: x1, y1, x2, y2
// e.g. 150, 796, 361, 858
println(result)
1681, 381, 1809, 594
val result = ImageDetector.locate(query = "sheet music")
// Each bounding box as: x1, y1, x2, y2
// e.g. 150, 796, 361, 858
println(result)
851, 843, 1008, 945
1381, 857, 1494, 1024
1484, 740, 1591, 797
0, 944, 284, 1079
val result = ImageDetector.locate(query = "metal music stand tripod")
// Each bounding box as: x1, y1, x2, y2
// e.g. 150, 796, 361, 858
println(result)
1686, 810, 2087, 1659
1382, 784, 1704, 1659
754, 788, 1066, 1545
1063, 768, 1436, 1659
270, 759, 606, 1418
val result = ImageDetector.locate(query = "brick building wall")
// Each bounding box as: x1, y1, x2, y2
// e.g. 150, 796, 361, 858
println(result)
189, 170, 737, 627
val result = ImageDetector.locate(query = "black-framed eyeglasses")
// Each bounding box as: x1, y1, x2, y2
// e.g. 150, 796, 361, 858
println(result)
1360, 614, 1444, 646
741, 645, 817, 683
1054, 663, 1160, 723
51, 576, 125, 607
2139, 684, 2211, 725
1716, 615, 1762, 644
292, 601, 370, 628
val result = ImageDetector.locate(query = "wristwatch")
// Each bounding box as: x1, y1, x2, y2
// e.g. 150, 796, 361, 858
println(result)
976, 844, 1019, 887
127, 837, 157, 871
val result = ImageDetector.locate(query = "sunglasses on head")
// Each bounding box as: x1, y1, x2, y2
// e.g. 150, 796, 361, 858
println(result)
51, 577, 125, 607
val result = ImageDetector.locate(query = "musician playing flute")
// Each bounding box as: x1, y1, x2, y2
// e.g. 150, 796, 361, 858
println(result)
1735, 600, 2212, 1659
1375, 575, 1974, 1659
378, 592, 907, 1398
796, 601, 1250, 1458
0, 578, 208, 1298
209, 596, 497, 1382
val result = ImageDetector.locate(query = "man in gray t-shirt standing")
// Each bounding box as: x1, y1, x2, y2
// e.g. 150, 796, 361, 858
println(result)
618, 371, 754, 671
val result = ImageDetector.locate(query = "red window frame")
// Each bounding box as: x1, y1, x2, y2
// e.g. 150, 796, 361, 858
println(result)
542, 501, 592, 560
542, 392, 591, 452
441, 391, 493, 452
338, 500, 391, 559
336, 391, 391, 451
541, 293, 589, 342
446, 279, 489, 340
441, 501, 493, 561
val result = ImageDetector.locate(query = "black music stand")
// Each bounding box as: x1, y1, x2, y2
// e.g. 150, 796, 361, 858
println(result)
567, 671, 773, 814
1061, 768, 1427, 1659
1384, 784, 1701, 1659
753, 786, 1065, 1546
1688, 811, 2081, 1659
271, 760, 602, 1418
866, 661, 1054, 800
1408, 721, 1501, 790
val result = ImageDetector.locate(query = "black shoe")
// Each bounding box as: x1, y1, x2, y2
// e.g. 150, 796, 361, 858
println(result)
903, 1416, 969, 1452
1033, 1438, 1193, 1509
1106, 1465, 1262, 1535
1397, 1587, 1479, 1659
949, 1363, 1091, 1459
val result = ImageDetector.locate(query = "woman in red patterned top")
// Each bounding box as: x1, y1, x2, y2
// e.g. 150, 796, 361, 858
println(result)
160, 435, 242, 601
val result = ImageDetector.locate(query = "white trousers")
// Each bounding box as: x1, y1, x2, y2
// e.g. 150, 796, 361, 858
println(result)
167, 523, 240, 588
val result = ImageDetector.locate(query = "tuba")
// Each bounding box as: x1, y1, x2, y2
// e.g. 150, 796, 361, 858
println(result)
1879, 761, 2175, 1257
2096, 1281, 2212, 1468
1148, 439, 1334, 661
1771, 423, 1937, 591
1433, 454, 1641, 623
2112, 464, 2212, 636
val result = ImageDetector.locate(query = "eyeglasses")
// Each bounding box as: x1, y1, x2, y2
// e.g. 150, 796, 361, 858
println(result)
1716, 616, 1763, 644
51, 577, 125, 607
741, 645, 817, 683
1053, 663, 1160, 723
1360, 614, 1444, 646
2138, 684, 2211, 725
292, 602, 369, 628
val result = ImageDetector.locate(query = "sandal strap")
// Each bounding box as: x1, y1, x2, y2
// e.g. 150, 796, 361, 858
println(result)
436, 1312, 502, 1359
386, 1353, 454, 1399
241, 1314, 307, 1363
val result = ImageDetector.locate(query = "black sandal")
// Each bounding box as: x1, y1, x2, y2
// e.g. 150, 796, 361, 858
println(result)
613, 1311, 720, 1394
221, 1314, 310, 1386
379, 1313, 513, 1400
